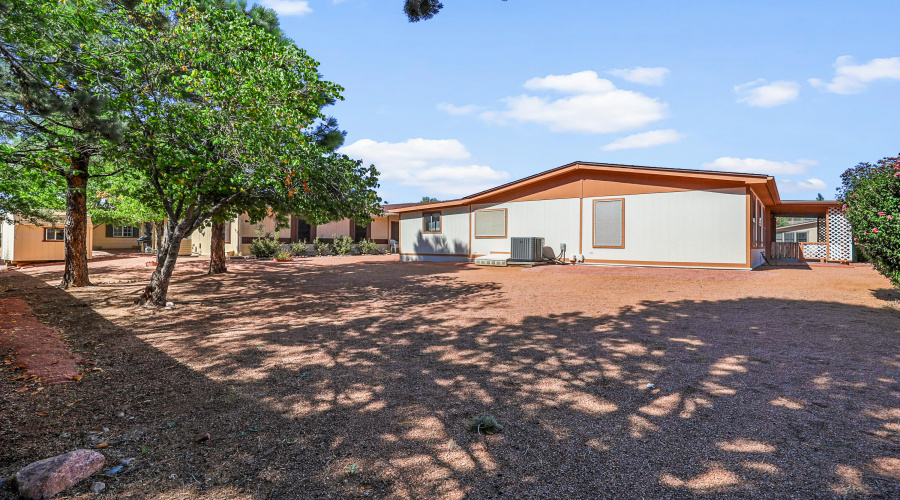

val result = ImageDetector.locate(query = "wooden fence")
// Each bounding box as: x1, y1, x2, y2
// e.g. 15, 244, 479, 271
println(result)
770, 242, 803, 260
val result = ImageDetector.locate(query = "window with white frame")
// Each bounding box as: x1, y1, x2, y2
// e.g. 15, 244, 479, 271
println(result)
44, 228, 64, 241
112, 226, 134, 238
423, 212, 441, 233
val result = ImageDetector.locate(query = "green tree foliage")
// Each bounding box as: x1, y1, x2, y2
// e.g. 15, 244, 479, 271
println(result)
838, 154, 900, 286
816, 193, 825, 201
112, 1, 380, 305
420, 196, 439, 202
0, 0, 129, 286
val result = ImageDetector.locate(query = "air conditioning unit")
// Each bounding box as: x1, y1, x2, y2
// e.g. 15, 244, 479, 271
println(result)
510, 237, 544, 262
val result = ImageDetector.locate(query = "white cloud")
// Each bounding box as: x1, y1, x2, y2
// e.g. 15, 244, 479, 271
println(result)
436, 103, 483, 115
734, 79, 800, 107
778, 178, 827, 193
339, 138, 509, 198
809, 56, 900, 94
601, 129, 685, 151
523, 71, 618, 94
481, 70, 667, 134
607, 67, 670, 86
701, 157, 818, 175
260, 0, 312, 16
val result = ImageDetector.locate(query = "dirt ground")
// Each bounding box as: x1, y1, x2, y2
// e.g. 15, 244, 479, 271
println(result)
1, 255, 899, 499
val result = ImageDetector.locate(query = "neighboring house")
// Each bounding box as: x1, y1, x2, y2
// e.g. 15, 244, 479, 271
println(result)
92, 223, 143, 250
391, 161, 849, 269
775, 221, 819, 243
188, 205, 407, 256
1, 213, 93, 265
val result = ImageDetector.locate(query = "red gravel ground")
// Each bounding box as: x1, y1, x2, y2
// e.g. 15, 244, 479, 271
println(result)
1, 255, 899, 499
0, 297, 80, 384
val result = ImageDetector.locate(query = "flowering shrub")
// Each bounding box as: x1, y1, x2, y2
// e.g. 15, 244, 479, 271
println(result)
838, 154, 900, 286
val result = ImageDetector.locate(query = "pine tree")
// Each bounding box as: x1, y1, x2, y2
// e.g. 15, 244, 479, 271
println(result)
0, 0, 128, 287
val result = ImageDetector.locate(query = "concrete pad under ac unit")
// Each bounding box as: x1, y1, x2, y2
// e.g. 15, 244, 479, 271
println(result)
474, 255, 509, 267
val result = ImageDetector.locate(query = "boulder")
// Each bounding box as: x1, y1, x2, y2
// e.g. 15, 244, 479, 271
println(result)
16, 449, 105, 499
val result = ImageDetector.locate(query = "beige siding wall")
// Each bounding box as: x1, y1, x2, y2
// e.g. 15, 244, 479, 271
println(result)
317, 220, 352, 240
581, 188, 748, 267
470, 198, 580, 258
2, 218, 94, 263
238, 214, 291, 255
190, 219, 240, 256
399, 207, 470, 261
92, 224, 139, 250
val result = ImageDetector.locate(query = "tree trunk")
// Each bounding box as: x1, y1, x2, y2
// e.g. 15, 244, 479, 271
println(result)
59, 166, 91, 289
139, 221, 185, 306
153, 221, 164, 256
208, 221, 228, 274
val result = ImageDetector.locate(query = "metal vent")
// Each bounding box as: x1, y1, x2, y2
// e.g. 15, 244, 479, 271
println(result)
510, 237, 544, 262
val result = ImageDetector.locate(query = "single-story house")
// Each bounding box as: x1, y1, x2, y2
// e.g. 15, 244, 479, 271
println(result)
188, 205, 405, 256
775, 221, 820, 243
1, 213, 93, 265
390, 161, 850, 269
92, 223, 143, 250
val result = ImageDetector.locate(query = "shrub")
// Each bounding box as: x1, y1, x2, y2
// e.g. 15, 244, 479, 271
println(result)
274, 250, 292, 261
839, 154, 900, 286
466, 415, 503, 435
289, 239, 308, 257
248, 227, 281, 258
313, 237, 331, 256
332, 234, 353, 255
357, 238, 380, 255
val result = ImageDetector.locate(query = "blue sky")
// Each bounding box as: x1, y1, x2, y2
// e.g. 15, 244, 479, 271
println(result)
265, 0, 900, 204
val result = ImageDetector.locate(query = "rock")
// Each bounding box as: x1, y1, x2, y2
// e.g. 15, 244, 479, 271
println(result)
91, 481, 105, 494
105, 466, 123, 475
194, 432, 210, 444
15, 449, 105, 499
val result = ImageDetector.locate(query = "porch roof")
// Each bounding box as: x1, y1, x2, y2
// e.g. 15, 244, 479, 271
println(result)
771, 200, 841, 218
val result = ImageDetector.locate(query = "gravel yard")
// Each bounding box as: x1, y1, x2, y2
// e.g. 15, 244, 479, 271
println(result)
1, 255, 899, 499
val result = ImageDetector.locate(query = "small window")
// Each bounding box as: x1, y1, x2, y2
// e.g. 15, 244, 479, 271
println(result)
783, 232, 795, 243
796, 232, 808, 243
474, 209, 507, 238
112, 226, 134, 238
224, 222, 232, 244
423, 212, 441, 233
44, 228, 64, 241
593, 199, 624, 248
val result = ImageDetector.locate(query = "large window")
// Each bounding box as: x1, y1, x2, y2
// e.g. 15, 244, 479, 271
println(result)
750, 193, 766, 248
474, 209, 507, 238
44, 228, 64, 241
112, 226, 135, 238
423, 212, 441, 233
593, 199, 624, 248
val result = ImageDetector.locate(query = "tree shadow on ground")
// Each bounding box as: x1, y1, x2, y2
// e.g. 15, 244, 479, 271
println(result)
2, 261, 900, 499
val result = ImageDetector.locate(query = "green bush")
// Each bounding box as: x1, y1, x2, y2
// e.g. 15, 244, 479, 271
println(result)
313, 237, 331, 256
289, 239, 308, 257
248, 227, 281, 258
332, 234, 353, 255
357, 238, 380, 255
274, 250, 292, 261
839, 155, 900, 285
466, 415, 503, 435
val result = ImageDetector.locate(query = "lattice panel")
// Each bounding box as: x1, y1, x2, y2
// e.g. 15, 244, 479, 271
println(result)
827, 208, 853, 261
817, 217, 827, 242
803, 243, 827, 260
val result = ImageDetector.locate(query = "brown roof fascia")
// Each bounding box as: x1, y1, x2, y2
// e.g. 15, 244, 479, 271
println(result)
388, 161, 779, 213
